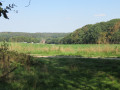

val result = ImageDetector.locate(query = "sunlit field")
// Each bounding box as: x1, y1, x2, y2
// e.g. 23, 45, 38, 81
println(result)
6, 42, 120, 57
0, 42, 120, 90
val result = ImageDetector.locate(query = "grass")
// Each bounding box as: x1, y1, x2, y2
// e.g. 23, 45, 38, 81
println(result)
7, 42, 120, 57
1, 57, 120, 90
0, 42, 120, 89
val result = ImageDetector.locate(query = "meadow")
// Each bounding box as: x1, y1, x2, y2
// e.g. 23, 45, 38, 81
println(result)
8, 42, 120, 57
0, 42, 120, 90
1, 57, 120, 90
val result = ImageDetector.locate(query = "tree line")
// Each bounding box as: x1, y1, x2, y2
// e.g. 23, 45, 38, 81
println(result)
60, 19, 120, 44
0, 32, 69, 43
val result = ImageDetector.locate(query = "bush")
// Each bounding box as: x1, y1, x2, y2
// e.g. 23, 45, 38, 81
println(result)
0, 41, 32, 81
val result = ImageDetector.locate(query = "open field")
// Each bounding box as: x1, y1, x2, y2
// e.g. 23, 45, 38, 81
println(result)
1, 57, 120, 90
6, 43, 120, 57
0, 42, 120, 90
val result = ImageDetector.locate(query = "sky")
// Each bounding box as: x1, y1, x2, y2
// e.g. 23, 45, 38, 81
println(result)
0, 0, 120, 33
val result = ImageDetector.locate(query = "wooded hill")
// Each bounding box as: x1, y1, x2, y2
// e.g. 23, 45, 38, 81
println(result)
0, 32, 69, 44
60, 19, 120, 44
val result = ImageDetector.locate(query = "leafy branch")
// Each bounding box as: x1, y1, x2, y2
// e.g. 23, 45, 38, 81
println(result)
0, 0, 31, 19
0, 2, 16, 19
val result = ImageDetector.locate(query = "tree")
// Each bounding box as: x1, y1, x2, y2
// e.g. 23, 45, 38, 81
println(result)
0, 1, 32, 80
0, 2, 17, 19
0, 0, 31, 19
61, 19, 120, 44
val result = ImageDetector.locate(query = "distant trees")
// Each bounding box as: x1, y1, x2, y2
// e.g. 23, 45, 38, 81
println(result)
46, 37, 62, 44
0, 32, 69, 44
61, 19, 120, 44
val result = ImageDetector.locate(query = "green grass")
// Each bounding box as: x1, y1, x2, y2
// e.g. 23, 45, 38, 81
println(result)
7, 42, 120, 57
1, 57, 120, 90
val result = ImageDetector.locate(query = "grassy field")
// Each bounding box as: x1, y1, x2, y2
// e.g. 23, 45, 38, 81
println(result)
1, 57, 120, 90
0, 42, 120, 90
7, 42, 120, 57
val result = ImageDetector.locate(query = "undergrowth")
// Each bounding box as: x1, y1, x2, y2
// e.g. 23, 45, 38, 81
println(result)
0, 41, 32, 81
0, 57, 120, 90
0, 42, 120, 90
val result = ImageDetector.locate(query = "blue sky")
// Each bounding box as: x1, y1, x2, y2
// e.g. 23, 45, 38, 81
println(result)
0, 0, 120, 33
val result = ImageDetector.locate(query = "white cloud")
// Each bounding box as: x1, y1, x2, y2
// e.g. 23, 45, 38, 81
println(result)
94, 14, 106, 17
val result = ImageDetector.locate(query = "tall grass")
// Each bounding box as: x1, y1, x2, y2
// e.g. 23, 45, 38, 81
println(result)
0, 42, 120, 89
7, 43, 120, 57
1, 57, 120, 90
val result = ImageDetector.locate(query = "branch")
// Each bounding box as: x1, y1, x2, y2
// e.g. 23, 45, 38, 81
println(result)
25, 0, 31, 7
0, 67, 17, 79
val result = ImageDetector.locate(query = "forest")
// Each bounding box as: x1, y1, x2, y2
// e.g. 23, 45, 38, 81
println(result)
61, 19, 120, 44
0, 32, 69, 44
1, 19, 120, 44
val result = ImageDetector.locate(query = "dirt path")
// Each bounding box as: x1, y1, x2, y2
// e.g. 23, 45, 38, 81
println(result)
35, 56, 120, 60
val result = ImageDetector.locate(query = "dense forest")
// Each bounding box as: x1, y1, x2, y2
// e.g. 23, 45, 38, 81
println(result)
0, 32, 69, 44
61, 19, 120, 44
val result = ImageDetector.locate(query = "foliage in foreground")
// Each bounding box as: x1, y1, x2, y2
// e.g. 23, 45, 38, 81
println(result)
0, 42, 32, 81
0, 2, 16, 19
0, 42, 120, 90
0, 57, 120, 90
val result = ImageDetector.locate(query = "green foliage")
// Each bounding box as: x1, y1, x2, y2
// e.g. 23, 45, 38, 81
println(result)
61, 19, 120, 44
0, 42, 32, 81
0, 2, 16, 19
1, 57, 120, 90
0, 32, 69, 44
46, 37, 62, 44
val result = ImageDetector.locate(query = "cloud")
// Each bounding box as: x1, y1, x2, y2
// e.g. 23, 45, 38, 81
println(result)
94, 14, 106, 17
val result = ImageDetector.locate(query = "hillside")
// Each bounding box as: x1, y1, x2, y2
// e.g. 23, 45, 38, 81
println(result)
61, 19, 120, 44
0, 32, 69, 44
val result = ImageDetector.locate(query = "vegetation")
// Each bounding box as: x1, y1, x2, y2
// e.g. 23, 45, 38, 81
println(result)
0, 2, 17, 19
1, 0, 120, 89
61, 19, 120, 44
0, 32, 69, 44
7, 43, 120, 57
1, 4, 120, 89
0, 57, 120, 90
0, 42, 120, 90
0, 42, 32, 82
1, 19, 120, 44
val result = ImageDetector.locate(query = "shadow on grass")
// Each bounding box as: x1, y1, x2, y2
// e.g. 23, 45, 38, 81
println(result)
0, 81, 14, 90
36, 55, 120, 60
1, 57, 120, 90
